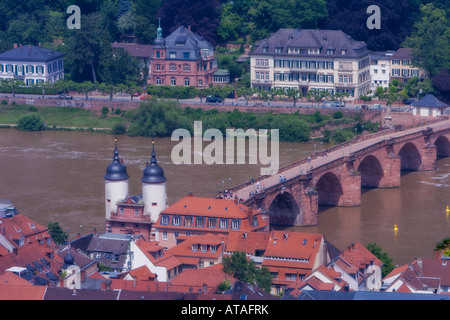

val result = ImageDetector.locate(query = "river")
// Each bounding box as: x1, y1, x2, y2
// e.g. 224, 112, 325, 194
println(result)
1, 128, 449, 266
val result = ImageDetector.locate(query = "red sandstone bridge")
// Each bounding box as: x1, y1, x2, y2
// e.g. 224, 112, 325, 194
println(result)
227, 120, 450, 227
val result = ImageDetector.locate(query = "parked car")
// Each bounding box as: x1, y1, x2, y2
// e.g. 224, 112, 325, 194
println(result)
206, 95, 222, 103
132, 91, 142, 97
58, 93, 73, 99
140, 94, 152, 100
403, 98, 411, 104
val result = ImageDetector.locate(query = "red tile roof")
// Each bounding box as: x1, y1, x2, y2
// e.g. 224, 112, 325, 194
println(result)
264, 230, 323, 262
0, 240, 63, 280
338, 242, 383, 270
155, 195, 267, 233
0, 213, 50, 248
161, 196, 252, 219
391, 48, 412, 60
225, 230, 270, 254
0, 284, 46, 300
167, 233, 226, 261
168, 266, 237, 293
111, 42, 153, 58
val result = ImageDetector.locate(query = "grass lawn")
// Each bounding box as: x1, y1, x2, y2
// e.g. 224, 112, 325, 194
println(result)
0, 103, 123, 129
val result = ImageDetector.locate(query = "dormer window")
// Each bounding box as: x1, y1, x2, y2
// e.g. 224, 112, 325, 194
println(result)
161, 215, 170, 225
172, 216, 181, 226
192, 244, 198, 252
274, 47, 283, 53
262, 46, 268, 53
341, 49, 347, 55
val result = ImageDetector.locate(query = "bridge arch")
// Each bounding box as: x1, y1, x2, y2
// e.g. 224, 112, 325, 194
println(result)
434, 135, 450, 157
268, 191, 299, 226
398, 142, 422, 171
315, 172, 343, 206
357, 155, 384, 188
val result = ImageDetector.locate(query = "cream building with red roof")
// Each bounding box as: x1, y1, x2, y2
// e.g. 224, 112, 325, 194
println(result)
153, 194, 267, 249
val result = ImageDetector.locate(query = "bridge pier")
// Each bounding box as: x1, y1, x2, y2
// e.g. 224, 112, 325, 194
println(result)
420, 144, 437, 171
338, 167, 361, 207
378, 154, 401, 188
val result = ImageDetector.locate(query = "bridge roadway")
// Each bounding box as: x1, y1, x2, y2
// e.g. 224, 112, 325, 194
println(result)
227, 119, 450, 226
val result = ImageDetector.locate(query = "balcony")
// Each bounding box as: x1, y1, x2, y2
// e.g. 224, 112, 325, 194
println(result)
251, 79, 273, 85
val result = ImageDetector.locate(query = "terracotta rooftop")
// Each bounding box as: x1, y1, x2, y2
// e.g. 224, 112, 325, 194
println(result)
391, 47, 412, 60
161, 195, 252, 219
111, 42, 153, 58
225, 230, 270, 254
338, 242, 383, 270
264, 230, 323, 261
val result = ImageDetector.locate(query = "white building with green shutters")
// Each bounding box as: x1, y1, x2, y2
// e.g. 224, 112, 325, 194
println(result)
0, 44, 65, 86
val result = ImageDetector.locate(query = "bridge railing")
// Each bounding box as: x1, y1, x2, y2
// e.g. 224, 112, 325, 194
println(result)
227, 127, 399, 194
228, 118, 450, 195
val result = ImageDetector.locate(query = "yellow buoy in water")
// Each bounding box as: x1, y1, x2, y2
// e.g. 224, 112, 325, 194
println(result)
394, 224, 398, 231
446, 206, 450, 213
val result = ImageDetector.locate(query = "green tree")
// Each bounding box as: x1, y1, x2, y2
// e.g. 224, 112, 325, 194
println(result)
236, 86, 255, 106
402, 3, 450, 77
0, 78, 25, 97
307, 90, 329, 108
33, 81, 53, 99
248, 0, 327, 41
379, 86, 401, 123
99, 48, 141, 85
17, 113, 44, 131
286, 88, 302, 108
222, 251, 256, 283
366, 243, 395, 278
47, 222, 68, 245
66, 13, 105, 82
75, 81, 97, 100
98, 83, 118, 101
217, 2, 245, 42
255, 266, 272, 293
435, 237, 450, 257
222, 251, 273, 293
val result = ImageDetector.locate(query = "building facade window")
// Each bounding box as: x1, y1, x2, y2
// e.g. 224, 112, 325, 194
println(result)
173, 216, 181, 226
161, 215, 170, 225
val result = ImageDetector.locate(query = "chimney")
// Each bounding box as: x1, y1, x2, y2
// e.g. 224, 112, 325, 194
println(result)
203, 283, 207, 293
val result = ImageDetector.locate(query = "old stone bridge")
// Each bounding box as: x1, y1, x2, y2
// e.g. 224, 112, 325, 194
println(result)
228, 120, 450, 227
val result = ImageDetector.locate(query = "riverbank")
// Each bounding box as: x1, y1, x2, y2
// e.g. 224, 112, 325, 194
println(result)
0, 99, 380, 143
0, 102, 121, 132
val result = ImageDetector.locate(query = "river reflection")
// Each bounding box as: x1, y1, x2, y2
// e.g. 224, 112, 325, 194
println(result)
1, 128, 449, 266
